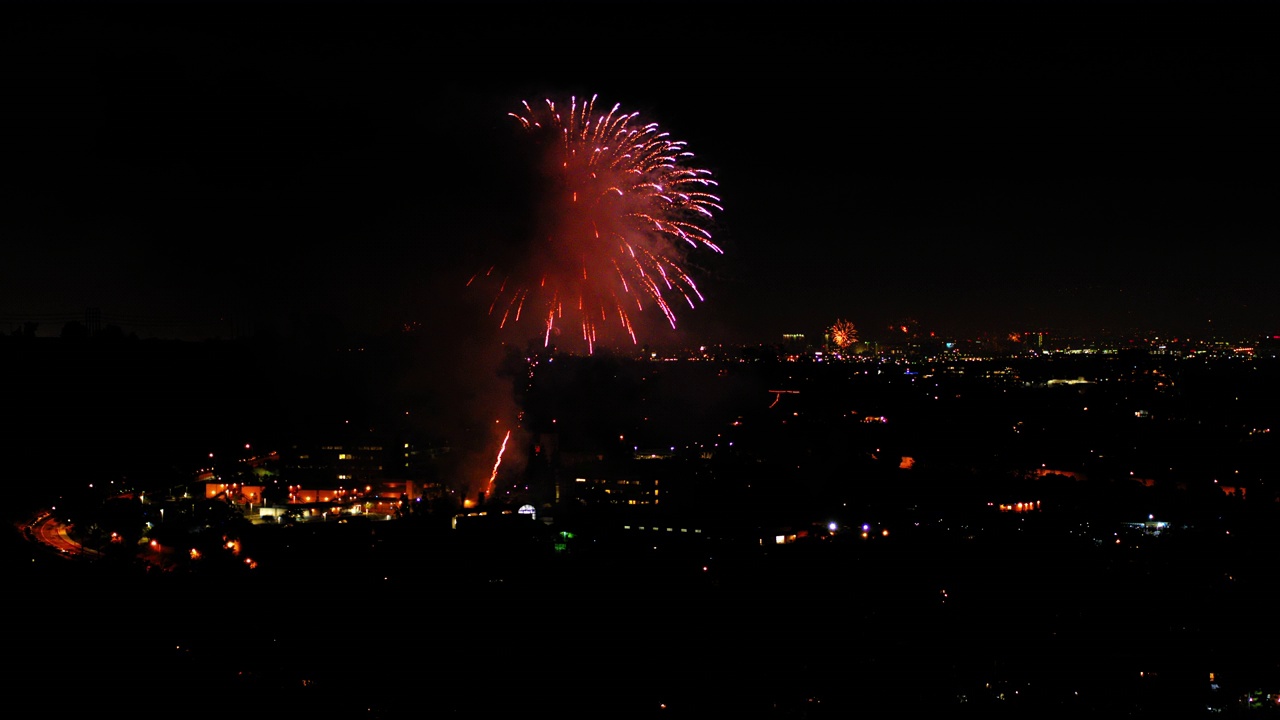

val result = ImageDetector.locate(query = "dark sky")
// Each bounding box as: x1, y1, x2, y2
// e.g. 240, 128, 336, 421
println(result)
3, 0, 1279, 348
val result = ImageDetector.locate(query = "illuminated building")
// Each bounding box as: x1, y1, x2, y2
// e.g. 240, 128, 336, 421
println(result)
569, 475, 661, 506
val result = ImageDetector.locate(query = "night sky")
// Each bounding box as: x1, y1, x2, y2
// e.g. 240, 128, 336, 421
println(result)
4, 0, 1279, 349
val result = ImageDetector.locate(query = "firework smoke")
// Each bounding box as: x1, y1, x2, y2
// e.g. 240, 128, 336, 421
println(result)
471, 94, 723, 354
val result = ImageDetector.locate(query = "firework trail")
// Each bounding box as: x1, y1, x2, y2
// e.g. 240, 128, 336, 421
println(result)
474, 94, 723, 354
484, 429, 512, 500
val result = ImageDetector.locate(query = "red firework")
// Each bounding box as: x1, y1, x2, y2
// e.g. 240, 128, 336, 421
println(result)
470, 94, 723, 354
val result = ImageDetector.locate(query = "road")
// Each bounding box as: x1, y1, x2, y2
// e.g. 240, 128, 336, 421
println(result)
21, 511, 94, 558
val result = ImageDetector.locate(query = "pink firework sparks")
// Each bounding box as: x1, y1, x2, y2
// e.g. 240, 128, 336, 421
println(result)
474, 94, 723, 353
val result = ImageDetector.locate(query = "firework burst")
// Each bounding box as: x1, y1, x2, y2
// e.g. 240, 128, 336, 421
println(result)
828, 319, 858, 349
470, 94, 723, 354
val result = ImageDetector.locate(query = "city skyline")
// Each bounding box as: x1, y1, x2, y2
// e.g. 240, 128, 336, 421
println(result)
9, 317, 1279, 717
